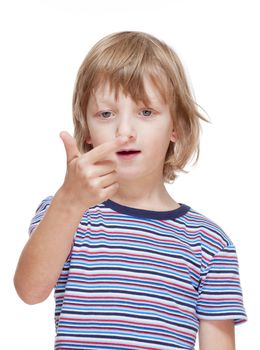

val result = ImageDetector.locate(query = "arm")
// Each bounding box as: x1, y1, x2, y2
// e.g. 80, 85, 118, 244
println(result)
14, 189, 86, 304
199, 319, 235, 350
14, 132, 129, 305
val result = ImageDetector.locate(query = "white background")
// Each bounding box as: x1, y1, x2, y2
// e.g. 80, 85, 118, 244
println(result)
0, 0, 259, 349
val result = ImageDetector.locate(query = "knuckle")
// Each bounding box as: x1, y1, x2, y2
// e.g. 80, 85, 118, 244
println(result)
88, 178, 99, 190
76, 158, 85, 171
85, 168, 94, 179
77, 161, 93, 179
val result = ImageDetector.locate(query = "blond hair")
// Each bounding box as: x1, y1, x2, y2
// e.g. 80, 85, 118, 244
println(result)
72, 31, 209, 183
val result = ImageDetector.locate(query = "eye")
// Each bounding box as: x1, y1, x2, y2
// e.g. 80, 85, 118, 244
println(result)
139, 109, 154, 117
98, 111, 113, 119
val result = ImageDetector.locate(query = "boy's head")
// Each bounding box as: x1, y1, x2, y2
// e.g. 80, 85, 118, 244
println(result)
72, 31, 208, 183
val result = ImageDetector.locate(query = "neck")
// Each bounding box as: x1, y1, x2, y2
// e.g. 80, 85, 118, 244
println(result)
109, 176, 178, 211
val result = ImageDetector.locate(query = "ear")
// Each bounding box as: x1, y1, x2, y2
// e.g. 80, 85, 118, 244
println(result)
85, 136, 92, 145
170, 130, 177, 143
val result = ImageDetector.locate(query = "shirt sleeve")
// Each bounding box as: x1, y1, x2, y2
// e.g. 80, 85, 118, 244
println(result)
28, 195, 74, 264
196, 244, 247, 325
28, 196, 53, 235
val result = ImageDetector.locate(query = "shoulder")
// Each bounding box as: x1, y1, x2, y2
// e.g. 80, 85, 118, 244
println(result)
180, 205, 235, 253
35, 195, 53, 212
28, 195, 53, 235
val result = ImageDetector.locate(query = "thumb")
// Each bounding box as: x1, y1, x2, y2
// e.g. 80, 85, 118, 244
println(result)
59, 131, 81, 164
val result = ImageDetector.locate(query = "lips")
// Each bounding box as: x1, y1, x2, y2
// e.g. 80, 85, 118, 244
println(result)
116, 149, 141, 160
116, 150, 141, 155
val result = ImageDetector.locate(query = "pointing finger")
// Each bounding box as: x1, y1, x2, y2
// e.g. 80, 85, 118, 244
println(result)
87, 136, 130, 163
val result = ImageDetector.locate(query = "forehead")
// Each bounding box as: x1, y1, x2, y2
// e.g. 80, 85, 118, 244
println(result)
91, 74, 168, 106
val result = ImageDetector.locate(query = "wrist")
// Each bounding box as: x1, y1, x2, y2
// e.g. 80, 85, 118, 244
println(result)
54, 186, 88, 216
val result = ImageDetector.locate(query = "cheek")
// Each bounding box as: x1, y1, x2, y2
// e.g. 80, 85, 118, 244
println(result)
146, 124, 171, 143
88, 128, 114, 147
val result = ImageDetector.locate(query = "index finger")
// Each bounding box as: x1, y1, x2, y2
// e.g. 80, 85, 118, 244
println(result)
86, 136, 130, 162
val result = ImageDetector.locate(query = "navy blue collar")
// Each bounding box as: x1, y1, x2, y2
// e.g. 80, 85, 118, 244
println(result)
103, 199, 190, 220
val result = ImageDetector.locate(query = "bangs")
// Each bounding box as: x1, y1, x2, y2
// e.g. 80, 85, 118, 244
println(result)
91, 69, 172, 107
91, 68, 173, 107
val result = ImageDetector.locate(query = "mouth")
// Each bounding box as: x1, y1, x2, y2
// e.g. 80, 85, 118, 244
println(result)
116, 150, 141, 155
116, 150, 141, 159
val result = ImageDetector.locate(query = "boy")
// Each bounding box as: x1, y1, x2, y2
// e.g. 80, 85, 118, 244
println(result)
14, 31, 247, 349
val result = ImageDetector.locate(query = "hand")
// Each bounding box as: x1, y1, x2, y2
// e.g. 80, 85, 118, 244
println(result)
59, 131, 129, 211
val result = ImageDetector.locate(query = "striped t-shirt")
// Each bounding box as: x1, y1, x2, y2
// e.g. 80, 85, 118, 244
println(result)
29, 196, 247, 350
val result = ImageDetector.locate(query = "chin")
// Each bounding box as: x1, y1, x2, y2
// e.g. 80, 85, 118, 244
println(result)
118, 169, 147, 182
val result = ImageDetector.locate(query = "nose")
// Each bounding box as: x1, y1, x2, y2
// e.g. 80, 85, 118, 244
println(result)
115, 115, 137, 141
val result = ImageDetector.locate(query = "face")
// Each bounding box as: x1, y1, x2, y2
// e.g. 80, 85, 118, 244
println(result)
86, 75, 177, 183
